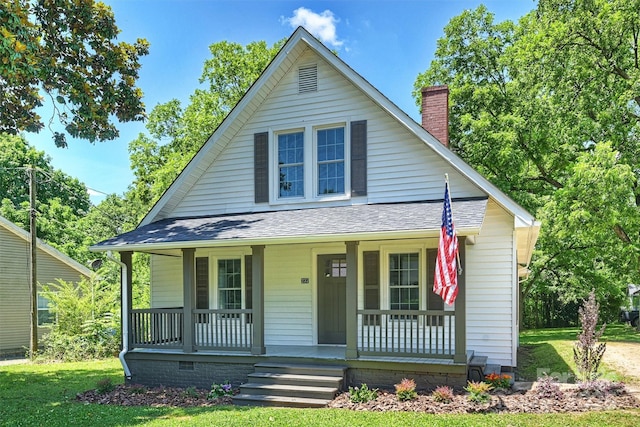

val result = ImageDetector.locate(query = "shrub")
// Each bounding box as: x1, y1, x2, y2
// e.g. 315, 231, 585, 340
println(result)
348, 383, 378, 403
534, 375, 564, 399
394, 378, 417, 401
485, 372, 512, 389
432, 385, 454, 403
182, 386, 199, 398
128, 385, 146, 395
573, 290, 606, 382
575, 380, 626, 398
208, 381, 233, 399
464, 380, 492, 403
95, 378, 115, 395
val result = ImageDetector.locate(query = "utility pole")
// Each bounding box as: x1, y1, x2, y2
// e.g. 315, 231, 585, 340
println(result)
28, 166, 38, 358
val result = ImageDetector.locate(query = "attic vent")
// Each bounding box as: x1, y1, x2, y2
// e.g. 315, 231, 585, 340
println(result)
298, 65, 318, 93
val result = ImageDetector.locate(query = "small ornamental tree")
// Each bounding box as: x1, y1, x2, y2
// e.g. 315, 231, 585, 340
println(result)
573, 290, 606, 381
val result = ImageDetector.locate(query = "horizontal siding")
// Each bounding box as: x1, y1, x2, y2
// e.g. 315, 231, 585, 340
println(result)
168, 47, 484, 219
0, 227, 88, 354
150, 255, 183, 308
465, 200, 516, 366
264, 245, 314, 346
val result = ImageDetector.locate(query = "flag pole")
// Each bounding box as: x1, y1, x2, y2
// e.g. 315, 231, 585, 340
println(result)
445, 174, 463, 275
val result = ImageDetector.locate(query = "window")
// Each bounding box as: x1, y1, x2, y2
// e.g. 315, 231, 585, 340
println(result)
389, 253, 419, 311
218, 259, 242, 309
278, 131, 304, 198
317, 127, 345, 195
37, 293, 54, 325
324, 258, 347, 277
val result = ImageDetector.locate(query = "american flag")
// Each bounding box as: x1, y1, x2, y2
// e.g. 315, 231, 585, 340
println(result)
434, 181, 459, 305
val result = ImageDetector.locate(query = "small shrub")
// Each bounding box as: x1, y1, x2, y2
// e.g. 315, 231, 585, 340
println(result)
575, 380, 626, 398
394, 378, 417, 401
208, 381, 233, 399
348, 383, 378, 403
182, 386, 199, 398
432, 385, 454, 403
95, 378, 115, 395
485, 372, 512, 389
464, 380, 492, 403
573, 290, 607, 382
534, 375, 564, 399
128, 385, 146, 395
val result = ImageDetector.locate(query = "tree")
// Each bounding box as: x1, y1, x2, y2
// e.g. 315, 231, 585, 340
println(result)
128, 39, 285, 207
414, 1, 640, 324
0, 0, 148, 147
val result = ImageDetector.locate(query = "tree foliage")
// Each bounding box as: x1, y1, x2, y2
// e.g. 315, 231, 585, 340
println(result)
0, 0, 148, 147
415, 1, 640, 323
128, 39, 285, 207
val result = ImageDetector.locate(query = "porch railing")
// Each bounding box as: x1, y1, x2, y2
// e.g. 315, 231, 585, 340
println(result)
193, 309, 253, 351
130, 308, 183, 348
357, 309, 455, 358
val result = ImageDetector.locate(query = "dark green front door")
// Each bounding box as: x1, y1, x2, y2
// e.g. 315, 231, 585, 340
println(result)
317, 254, 347, 344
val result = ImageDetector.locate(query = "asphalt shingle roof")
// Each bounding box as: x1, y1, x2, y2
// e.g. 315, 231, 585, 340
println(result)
92, 199, 488, 250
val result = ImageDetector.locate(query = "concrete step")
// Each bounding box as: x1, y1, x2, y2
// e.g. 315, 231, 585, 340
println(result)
234, 393, 331, 408
239, 382, 338, 400
253, 362, 347, 377
484, 364, 502, 376
248, 372, 343, 388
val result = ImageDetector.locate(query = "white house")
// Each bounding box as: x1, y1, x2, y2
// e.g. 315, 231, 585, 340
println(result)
92, 27, 539, 406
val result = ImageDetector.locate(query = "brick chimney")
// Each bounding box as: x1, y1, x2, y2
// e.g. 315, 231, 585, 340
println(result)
421, 85, 449, 147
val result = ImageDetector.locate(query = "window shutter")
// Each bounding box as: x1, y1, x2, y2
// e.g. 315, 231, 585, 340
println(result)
426, 248, 444, 311
195, 257, 209, 310
254, 132, 269, 203
244, 255, 253, 310
350, 120, 367, 196
363, 251, 379, 310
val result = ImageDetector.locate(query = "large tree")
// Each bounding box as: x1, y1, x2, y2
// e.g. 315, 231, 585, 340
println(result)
128, 39, 285, 207
414, 1, 640, 324
0, 0, 148, 147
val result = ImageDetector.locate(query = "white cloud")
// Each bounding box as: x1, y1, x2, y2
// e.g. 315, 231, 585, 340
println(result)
283, 7, 343, 48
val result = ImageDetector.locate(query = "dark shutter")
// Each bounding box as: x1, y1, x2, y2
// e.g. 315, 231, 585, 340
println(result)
244, 255, 253, 323
254, 132, 269, 203
426, 248, 444, 311
350, 120, 367, 196
363, 251, 380, 326
195, 257, 209, 309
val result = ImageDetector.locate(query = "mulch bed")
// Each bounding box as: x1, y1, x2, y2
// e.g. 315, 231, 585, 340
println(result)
76, 383, 640, 414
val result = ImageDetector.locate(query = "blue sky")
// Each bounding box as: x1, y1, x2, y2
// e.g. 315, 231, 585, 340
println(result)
29, 0, 536, 203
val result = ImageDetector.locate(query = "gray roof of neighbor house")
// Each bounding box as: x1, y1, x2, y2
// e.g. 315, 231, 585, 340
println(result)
91, 198, 487, 251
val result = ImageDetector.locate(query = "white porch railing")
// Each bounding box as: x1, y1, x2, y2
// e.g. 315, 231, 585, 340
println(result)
193, 309, 253, 350
357, 309, 455, 358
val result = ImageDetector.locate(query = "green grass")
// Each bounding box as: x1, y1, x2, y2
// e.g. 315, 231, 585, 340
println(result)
518, 323, 640, 382
1, 325, 639, 426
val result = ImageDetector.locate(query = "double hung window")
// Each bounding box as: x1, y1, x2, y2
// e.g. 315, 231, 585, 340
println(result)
389, 253, 419, 311
218, 259, 242, 310
278, 131, 304, 198
317, 127, 345, 195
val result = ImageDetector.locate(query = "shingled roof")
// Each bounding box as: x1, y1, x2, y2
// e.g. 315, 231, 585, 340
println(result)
92, 199, 487, 251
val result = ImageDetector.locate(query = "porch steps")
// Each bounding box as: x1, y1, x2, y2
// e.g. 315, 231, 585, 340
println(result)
234, 363, 346, 408
468, 354, 506, 383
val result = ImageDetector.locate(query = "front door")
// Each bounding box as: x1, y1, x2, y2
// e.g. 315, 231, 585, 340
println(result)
317, 254, 347, 344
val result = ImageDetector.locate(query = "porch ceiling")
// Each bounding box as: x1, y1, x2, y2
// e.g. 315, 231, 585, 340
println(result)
91, 198, 488, 252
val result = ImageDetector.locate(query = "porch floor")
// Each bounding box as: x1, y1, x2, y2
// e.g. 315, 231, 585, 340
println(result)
129, 345, 459, 365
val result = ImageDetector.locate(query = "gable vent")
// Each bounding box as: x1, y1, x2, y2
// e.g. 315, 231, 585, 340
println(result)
298, 65, 318, 93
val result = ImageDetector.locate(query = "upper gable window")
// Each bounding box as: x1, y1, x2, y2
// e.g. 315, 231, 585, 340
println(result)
317, 127, 345, 195
278, 131, 305, 198
298, 64, 318, 93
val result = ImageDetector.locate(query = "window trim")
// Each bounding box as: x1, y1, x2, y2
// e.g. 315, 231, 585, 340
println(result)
270, 120, 351, 204
37, 291, 55, 326
212, 256, 245, 310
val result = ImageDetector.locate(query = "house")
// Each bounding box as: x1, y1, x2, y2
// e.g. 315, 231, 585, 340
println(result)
0, 215, 92, 357
91, 27, 540, 405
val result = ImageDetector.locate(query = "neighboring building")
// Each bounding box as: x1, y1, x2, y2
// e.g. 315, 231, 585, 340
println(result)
92, 27, 540, 404
0, 216, 91, 357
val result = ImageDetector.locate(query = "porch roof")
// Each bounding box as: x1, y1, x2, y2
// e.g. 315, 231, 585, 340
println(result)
91, 198, 487, 252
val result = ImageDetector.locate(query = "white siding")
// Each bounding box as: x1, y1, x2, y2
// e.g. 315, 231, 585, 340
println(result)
0, 227, 88, 355
168, 47, 484, 219
465, 199, 516, 366
263, 245, 315, 346
150, 254, 183, 308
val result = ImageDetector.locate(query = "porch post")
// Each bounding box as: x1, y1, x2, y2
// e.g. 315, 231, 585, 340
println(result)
120, 251, 133, 349
454, 237, 467, 363
182, 248, 195, 353
251, 245, 266, 355
346, 241, 359, 359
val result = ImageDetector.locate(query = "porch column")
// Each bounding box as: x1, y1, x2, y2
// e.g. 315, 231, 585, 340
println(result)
182, 248, 195, 353
346, 241, 359, 359
120, 251, 133, 350
454, 237, 467, 363
251, 245, 266, 355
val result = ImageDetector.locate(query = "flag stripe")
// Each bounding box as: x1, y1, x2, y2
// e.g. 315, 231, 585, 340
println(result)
433, 181, 459, 306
